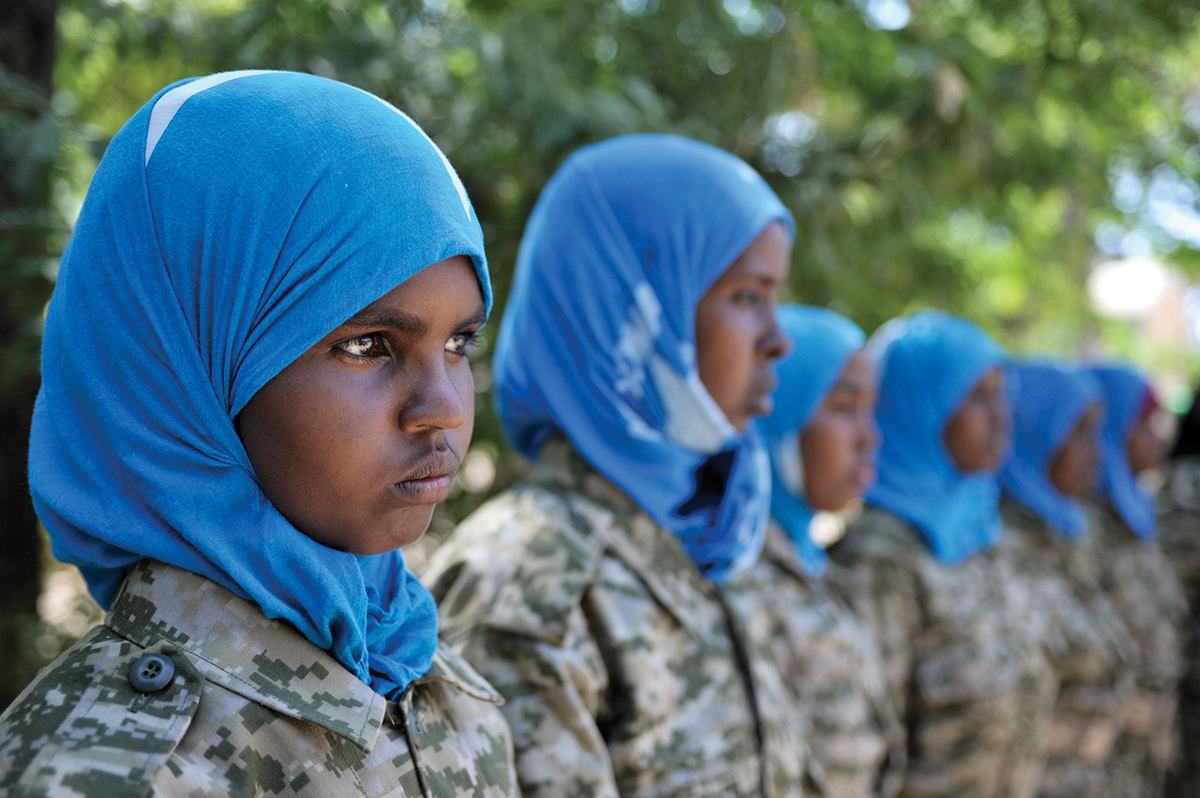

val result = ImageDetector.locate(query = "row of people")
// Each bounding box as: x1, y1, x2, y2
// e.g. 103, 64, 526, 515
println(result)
0, 70, 1191, 798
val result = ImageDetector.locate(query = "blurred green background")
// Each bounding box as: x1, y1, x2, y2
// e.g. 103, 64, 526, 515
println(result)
4, 0, 1200, 709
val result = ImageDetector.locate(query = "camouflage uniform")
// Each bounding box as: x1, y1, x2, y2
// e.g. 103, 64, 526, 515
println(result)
996, 499, 1137, 798
1159, 456, 1200, 798
828, 504, 1052, 798
751, 521, 905, 798
1083, 500, 1186, 798
1161, 453, 1200, 796
421, 438, 812, 798
0, 560, 520, 798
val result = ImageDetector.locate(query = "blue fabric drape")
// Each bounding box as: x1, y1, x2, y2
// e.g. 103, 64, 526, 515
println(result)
493, 134, 793, 583
28, 71, 490, 697
1089, 364, 1157, 539
865, 310, 1006, 565
757, 306, 866, 576
999, 361, 1102, 538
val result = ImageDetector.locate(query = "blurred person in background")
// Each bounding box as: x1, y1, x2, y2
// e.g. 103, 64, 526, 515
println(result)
996, 361, 1136, 798
751, 305, 905, 798
1159, 382, 1200, 798
421, 135, 813, 798
1087, 365, 1186, 798
830, 310, 1051, 798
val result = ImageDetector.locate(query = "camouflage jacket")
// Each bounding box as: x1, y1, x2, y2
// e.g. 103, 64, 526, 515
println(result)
1158, 456, 1200, 798
751, 522, 904, 798
1084, 498, 1186, 797
828, 505, 1051, 798
421, 438, 812, 798
995, 499, 1136, 798
0, 560, 520, 798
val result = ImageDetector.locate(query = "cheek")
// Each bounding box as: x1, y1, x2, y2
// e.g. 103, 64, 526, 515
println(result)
449, 362, 476, 450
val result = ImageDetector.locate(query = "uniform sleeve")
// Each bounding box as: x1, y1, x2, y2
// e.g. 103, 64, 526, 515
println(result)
832, 554, 921, 734
453, 605, 620, 798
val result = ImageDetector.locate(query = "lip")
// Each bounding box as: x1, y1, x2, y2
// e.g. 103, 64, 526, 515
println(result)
854, 463, 877, 487
392, 450, 459, 504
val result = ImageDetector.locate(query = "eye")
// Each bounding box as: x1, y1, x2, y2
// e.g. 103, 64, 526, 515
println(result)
445, 329, 483, 359
335, 334, 389, 360
731, 288, 762, 306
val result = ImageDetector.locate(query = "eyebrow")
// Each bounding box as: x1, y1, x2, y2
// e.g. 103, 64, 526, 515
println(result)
340, 303, 487, 337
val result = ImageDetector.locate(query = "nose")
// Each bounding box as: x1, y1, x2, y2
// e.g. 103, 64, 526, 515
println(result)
397, 361, 470, 435
759, 308, 790, 362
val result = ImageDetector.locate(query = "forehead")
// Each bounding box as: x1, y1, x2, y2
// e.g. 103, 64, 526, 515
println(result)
714, 220, 791, 284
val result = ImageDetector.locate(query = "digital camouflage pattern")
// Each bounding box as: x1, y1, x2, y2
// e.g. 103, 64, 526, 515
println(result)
421, 437, 812, 798
1084, 499, 1186, 798
751, 522, 904, 798
828, 504, 1052, 798
0, 560, 520, 798
1159, 456, 1200, 798
996, 499, 1136, 798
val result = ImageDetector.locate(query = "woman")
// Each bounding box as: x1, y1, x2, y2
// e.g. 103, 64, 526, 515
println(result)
1086, 365, 1185, 798
829, 310, 1051, 798
996, 361, 1135, 798
0, 71, 518, 797
752, 305, 903, 798
421, 134, 811, 798
1160, 384, 1200, 798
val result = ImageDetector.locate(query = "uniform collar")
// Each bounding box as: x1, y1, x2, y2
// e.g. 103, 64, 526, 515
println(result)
107, 560, 388, 752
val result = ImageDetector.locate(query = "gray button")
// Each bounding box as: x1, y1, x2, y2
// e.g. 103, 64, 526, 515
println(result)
129, 653, 175, 693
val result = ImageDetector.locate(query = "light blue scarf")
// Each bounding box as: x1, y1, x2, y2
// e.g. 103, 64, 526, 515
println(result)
757, 306, 866, 577
1089, 364, 1157, 539
493, 134, 793, 583
28, 71, 490, 697
865, 310, 1006, 565
1000, 361, 1101, 538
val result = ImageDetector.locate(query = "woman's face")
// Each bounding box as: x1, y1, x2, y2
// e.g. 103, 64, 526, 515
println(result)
237, 255, 485, 555
800, 350, 879, 512
943, 365, 1010, 473
1127, 410, 1166, 474
1049, 402, 1101, 497
695, 220, 791, 433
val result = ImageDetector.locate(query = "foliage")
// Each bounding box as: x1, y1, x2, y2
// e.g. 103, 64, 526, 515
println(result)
44, 0, 1200, 515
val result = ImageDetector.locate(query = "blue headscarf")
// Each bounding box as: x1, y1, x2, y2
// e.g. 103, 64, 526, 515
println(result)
28, 71, 490, 698
865, 310, 1007, 565
758, 306, 866, 577
1000, 361, 1102, 538
493, 134, 793, 583
1089, 364, 1157, 539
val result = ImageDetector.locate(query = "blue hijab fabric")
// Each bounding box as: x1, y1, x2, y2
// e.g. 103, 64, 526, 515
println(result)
865, 310, 1006, 565
758, 306, 866, 577
1089, 364, 1157, 539
1000, 361, 1102, 538
28, 71, 490, 697
493, 134, 794, 583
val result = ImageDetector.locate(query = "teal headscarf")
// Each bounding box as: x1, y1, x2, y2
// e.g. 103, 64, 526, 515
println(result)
865, 311, 1007, 565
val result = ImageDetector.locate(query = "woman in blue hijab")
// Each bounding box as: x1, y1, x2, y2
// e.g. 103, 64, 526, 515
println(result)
830, 310, 1051, 798
1, 71, 520, 797
422, 134, 812, 798
1085, 364, 1185, 798
995, 361, 1138, 798
750, 305, 904, 798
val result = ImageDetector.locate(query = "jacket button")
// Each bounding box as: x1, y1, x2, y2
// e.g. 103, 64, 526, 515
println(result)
129, 653, 175, 693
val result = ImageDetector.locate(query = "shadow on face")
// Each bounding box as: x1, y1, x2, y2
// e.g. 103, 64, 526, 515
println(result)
943, 365, 1011, 473
800, 350, 880, 512
1049, 402, 1102, 497
695, 220, 791, 433
236, 255, 485, 555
